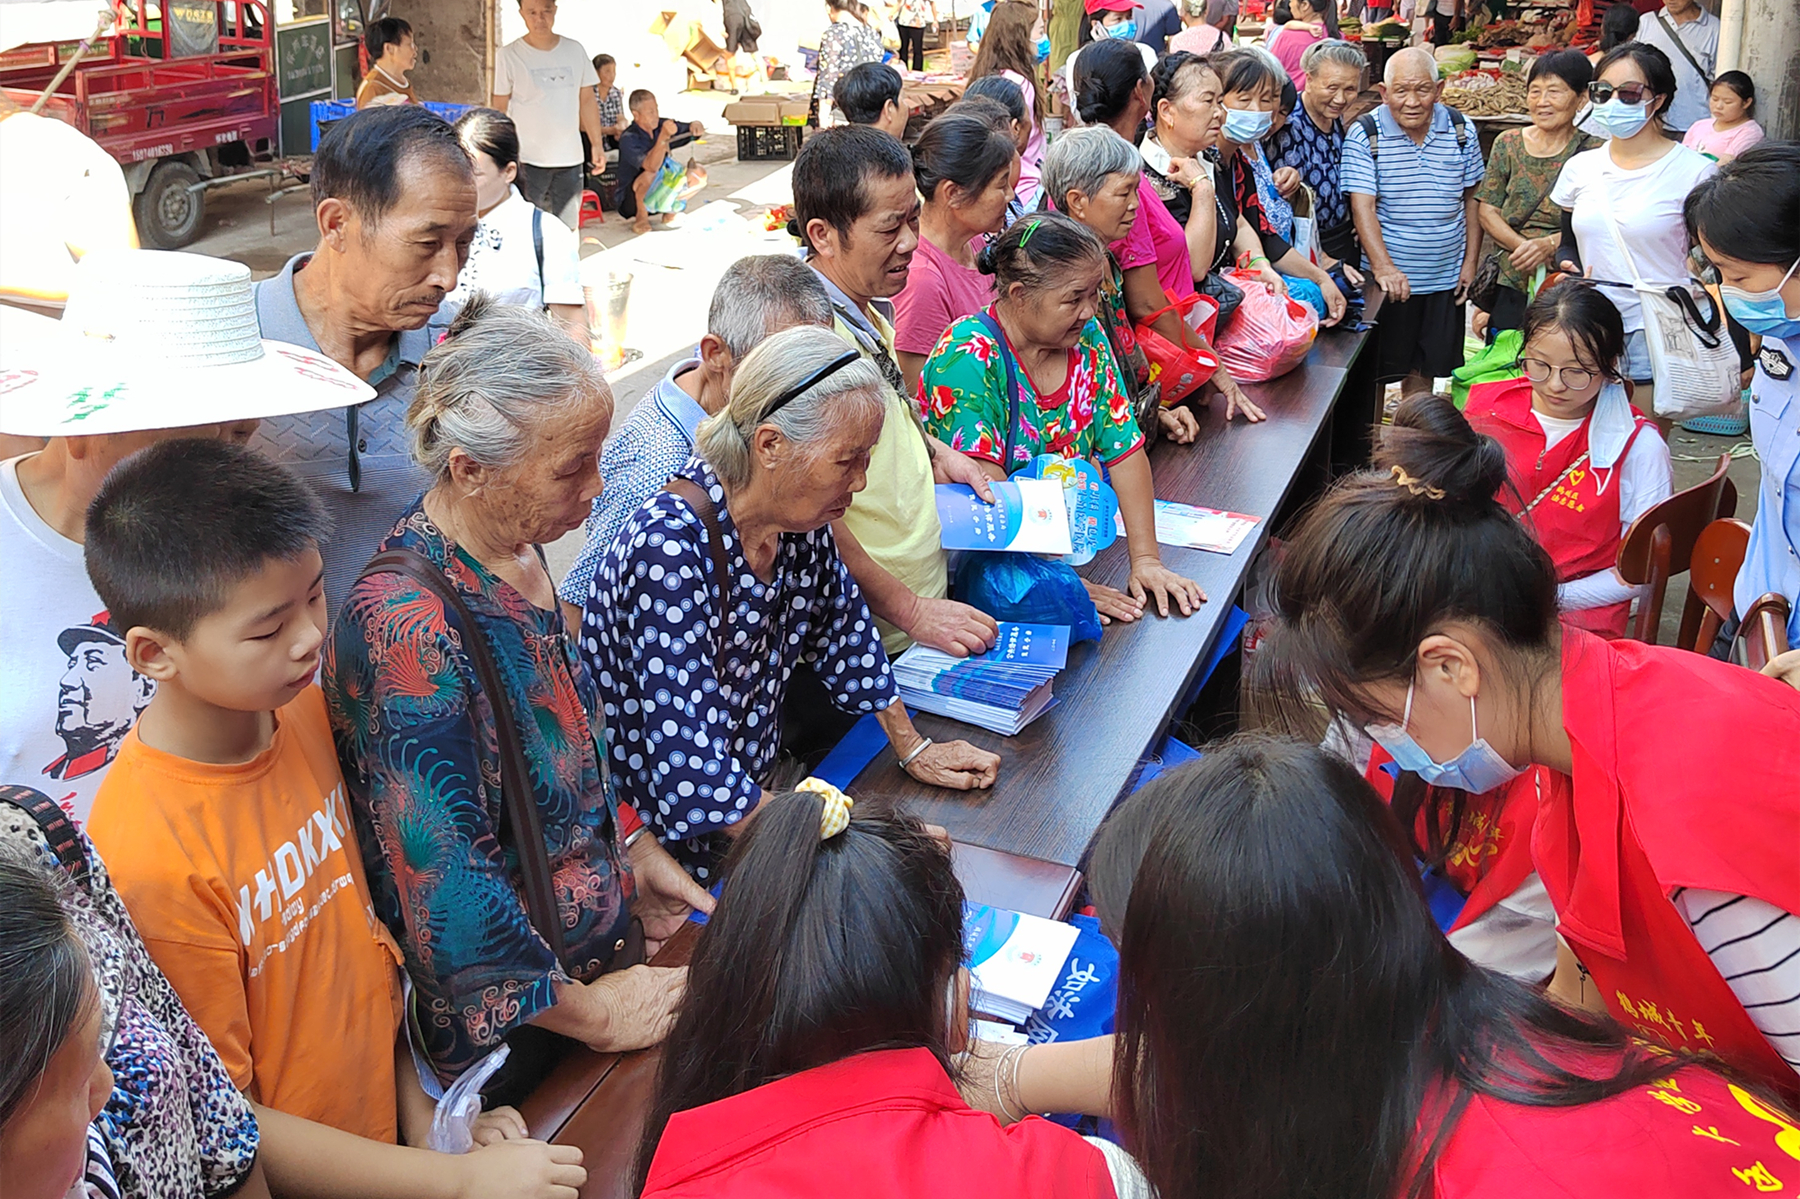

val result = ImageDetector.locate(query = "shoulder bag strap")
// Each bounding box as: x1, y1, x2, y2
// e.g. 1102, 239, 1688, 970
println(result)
1655, 11, 1712, 87
1357, 113, 1380, 169
358, 549, 566, 964
661, 478, 733, 684
1519, 448, 1591, 517
0, 784, 90, 890
531, 206, 546, 309
973, 309, 1022, 471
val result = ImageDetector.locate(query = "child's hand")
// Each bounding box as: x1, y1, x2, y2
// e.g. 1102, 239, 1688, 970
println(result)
471, 1104, 532, 1146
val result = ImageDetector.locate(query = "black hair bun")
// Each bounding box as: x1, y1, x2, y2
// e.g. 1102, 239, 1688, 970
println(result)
976, 241, 999, 275
1374, 394, 1509, 507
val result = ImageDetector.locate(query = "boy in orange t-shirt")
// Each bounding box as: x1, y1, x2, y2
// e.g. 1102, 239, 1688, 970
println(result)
83, 439, 585, 1199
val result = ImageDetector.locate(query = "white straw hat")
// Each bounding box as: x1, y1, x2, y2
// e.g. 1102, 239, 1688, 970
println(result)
0, 249, 375, 437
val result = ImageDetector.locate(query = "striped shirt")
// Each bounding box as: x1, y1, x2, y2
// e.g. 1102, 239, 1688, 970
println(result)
1340, 104, 1485, 294
1674, 887, 1800, 1079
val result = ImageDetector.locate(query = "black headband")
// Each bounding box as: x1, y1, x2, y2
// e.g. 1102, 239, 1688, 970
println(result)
761, 349, 863, 421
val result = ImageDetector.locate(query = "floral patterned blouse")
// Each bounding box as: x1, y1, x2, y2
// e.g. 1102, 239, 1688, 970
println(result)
582, 459, 899, 881
918, 308, 1145, 473
0, 797, 258, 1199
325, 502, 634, 1085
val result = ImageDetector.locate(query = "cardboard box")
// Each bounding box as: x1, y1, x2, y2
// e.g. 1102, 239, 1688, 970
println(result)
724, 94, 813, 127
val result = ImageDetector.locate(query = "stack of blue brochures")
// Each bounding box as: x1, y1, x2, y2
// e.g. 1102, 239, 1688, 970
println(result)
892, 622, 1070, 736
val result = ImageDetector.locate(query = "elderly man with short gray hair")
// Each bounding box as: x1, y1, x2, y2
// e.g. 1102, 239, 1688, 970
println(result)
557, 254, 836, 621
1341, 45, 1485, 397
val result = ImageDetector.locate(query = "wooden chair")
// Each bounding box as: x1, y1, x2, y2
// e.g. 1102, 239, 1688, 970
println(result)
1677, 518, 1752, 653
1738, 593, 1793, 673
1618, 452, 1738, 644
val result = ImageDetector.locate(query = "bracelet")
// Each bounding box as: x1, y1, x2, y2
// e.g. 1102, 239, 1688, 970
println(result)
897, 736, 934, 770
995, 1043, 1029, 1123
623, 826, 651, 851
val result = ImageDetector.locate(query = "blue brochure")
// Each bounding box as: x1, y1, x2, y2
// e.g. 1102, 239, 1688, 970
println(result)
936, 478, 1073, 554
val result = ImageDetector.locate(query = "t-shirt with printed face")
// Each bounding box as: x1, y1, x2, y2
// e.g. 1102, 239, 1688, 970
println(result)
0, 455, 153, 825
492, 34, 600, 168
87, 685, 405, 1142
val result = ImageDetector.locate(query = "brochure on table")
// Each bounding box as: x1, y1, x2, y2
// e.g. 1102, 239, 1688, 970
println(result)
1152, 499, 1262, 555
893, 622, 1070, 736
1015, 455, 1120, 566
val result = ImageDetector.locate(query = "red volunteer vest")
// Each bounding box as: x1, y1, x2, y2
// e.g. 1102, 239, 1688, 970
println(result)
1467, 377, 1650, 638
1431, 1060, 1800, 1196
641, 1048, 1118, 1199
1535, 630, 1800, 1103
1363, 746, 1547, 932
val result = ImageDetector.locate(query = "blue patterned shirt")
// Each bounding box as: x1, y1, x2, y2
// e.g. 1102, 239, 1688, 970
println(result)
558, 358, 708, 607
582, 458, 899, 880
1269, 102, 1348, 232
326, 503, 633, 1083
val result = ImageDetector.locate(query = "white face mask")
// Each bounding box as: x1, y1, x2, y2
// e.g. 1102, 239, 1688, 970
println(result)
1366, 681, 1525, 794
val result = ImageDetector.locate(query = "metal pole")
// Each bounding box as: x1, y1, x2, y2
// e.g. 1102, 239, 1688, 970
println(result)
30, 8, 116, 115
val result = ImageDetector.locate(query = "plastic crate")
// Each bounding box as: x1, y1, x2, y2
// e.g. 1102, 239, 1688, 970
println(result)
309, 99, 475, 152
736, 123, 803, 161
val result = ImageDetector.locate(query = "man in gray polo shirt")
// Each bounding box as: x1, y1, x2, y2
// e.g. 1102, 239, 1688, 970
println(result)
252, 105, 478, 613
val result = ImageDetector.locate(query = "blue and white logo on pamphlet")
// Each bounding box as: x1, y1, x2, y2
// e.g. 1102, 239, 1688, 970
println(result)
1017, 455, 1119, 566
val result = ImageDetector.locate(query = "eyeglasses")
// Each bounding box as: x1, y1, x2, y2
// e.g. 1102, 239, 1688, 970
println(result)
1520, 357, 1598, 391
761, 350, 863, 420
1588, 80, 1653, 106
1688, 246, 1722, 286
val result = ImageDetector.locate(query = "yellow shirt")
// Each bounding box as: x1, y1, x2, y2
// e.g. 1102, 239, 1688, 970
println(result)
832, 306, 947, 654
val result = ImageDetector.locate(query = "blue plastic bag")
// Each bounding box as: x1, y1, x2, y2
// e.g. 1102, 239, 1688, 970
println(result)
955, 552, 1103, 644
1281, 274, 1328, 320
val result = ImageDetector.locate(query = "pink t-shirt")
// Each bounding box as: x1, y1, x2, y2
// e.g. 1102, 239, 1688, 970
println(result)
998, 70, 1046, 208
892, 234, 997, 356
1681, 118, 1765, 160
1266, 23, 1324, 90
1110, 175, 1196, 302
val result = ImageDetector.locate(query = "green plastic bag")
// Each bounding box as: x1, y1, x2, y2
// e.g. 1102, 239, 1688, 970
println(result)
1450, 328, 1525, 410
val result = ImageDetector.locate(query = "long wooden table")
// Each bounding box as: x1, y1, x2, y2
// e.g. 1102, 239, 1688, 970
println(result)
848, 326, 1373, 872
522, 326, 1377, 1197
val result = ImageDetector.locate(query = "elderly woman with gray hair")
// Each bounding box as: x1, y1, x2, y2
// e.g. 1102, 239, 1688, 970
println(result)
326, 295, 713, 1108
583, 324, 1001, 882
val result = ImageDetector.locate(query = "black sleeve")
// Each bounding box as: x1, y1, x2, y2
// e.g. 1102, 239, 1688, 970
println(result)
1556, 209, 1581, 273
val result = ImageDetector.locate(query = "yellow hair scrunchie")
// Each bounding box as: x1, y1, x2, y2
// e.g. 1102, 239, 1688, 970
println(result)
796, 777, 855, 841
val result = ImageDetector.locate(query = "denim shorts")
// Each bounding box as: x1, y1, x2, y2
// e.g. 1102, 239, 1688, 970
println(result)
1622, 327, 1654, 384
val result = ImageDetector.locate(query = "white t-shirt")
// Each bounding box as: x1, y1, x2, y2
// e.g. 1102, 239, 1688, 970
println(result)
493, 35, 599, 168
1551, 143, 1716, 334
1533, 409, 1672, 611
0, 456, 154, 825
1064, 40, 1159, 124
434, 186, 583, 330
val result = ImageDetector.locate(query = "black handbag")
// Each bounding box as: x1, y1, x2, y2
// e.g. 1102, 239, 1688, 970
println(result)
1468, 250, 1506, 313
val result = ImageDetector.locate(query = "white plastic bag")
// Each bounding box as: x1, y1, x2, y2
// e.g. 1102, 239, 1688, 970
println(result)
428, 1044, 511, 1154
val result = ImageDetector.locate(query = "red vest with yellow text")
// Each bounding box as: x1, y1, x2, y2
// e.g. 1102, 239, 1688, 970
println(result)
1467, 377, 1650, 638
1364, 746, 1548, 934
1535, 630, 1800, 1103
1431, 1060, 1800, 1197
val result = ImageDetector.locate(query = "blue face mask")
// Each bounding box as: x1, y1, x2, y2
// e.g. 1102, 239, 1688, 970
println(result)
1036, 34, 1051, 61
1222, 105, 1273, 143
1367, 681, 1525, 794
1722, 256, 1800, 342
1099, 18, 1137, 39
1589, 97, 1651, 140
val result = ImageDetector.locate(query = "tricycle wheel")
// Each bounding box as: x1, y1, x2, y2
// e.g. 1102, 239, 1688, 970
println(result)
134, 160, 205, 249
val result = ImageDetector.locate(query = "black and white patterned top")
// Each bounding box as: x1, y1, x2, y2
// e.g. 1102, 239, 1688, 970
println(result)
580, 458, 899, 879
0, 810, 259, 1199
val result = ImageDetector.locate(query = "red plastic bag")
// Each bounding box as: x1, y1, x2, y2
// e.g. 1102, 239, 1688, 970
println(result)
1213, 270, 1319, 382
1133, 290, 1221, 404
